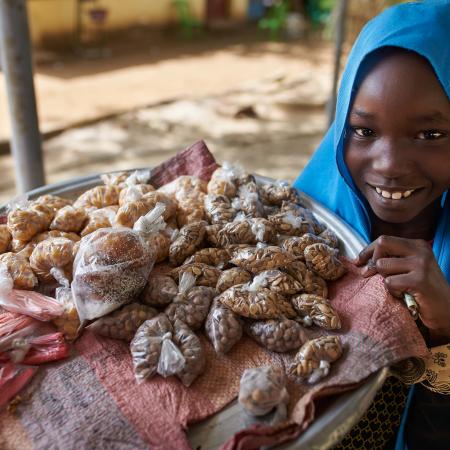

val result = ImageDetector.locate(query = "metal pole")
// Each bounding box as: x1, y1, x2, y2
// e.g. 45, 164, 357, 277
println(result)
327, 0, 348, 126
0, 0, 45, 193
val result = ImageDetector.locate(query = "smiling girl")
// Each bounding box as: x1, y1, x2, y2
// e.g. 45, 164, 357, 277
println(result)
294, 1, 450, 449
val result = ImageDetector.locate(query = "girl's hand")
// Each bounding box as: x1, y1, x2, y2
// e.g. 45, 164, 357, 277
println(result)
355, 235, 450, 343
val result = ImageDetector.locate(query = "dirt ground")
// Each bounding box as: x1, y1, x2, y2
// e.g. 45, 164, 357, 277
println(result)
0, 27, 334, 203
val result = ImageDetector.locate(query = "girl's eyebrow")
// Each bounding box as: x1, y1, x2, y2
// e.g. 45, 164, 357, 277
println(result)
409, 111, 450, 124
349, 108, 375, 119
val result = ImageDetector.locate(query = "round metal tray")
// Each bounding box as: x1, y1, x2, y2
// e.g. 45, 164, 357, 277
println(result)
0, 173, 388, 450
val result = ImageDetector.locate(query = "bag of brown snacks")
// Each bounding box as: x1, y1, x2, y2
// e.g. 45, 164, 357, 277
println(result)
205, 299, 243, 354
216, 268, 252, 293
131, 313, 205, 386
165, 273, 215, 330
0, 225, 12, 254
238, 365, 289, 424
170, 262, 221, 288
172, 318, 205, 387
131, 314, 185, 383
259, 181, 299, 206
304, 243, 347, 281
169, 221, 207, 266
141, 274, 178, 307
218, 217, 276, 247
247, 270, 302, 296
245, 318, 305, 353
50, 206, 88, 233
88, 303, 158, 341
268, 212, 313, 237
74, 185, 120, 209
30, 237, 75, 284
291, 294, 341, 330
288, 335, 343, 384
231, 245, 295, 274
133, 203, 171, 263
72, 228, 155, 322
204, 194, 237, 225
218, 284, 296, 320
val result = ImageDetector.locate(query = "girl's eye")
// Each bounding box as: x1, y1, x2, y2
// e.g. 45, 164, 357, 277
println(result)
351, 127, 375, 138
416, 130, 446, 140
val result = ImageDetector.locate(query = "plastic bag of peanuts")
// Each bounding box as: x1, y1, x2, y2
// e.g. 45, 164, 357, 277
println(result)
131, 313, 205, 386
239, 365, 289, 424
205, 299, 243, 354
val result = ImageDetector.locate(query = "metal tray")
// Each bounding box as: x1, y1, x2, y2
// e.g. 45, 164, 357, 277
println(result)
0, 173, 388, 450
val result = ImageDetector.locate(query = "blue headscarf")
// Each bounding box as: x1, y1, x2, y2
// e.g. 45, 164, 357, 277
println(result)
293, 0, 450, 283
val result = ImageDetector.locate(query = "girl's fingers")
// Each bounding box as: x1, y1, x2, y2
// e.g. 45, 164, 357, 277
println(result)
383, 273, 414, 299
374, 256, 415, 277
356, 236, 428, 267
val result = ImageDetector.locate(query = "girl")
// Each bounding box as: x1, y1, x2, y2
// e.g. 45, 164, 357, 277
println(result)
294, 1, 450, 449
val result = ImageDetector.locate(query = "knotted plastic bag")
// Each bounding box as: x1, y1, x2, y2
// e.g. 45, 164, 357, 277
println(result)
71, 228, 155, 323
238, 365, 289, 424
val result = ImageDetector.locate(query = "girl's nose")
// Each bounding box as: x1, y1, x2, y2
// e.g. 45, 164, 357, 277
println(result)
371, 137, 411, 179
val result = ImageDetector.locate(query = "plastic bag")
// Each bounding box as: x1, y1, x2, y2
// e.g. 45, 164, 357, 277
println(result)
0, 252, 38, 290
218, 284, 296, 320
133, 203, 171, 263
50, 205, 87, 233
247, 270, 302, 295
80, 206, 118, 237
141, 274, 178, 307
29, 237, 75, 284
119, 184, 155, 206
245, 318, 305, 353
238, 182, 265, 218
169, 221, 207, 266
0, 311, 69, 364
52, 287, 81, 341
130, 314, 185, 383
0, 264, 64, 320
230, 245, 295, 274
205, 299, 242, 354
0, 362, 38, 409
259, 180, 300, 206
88, 303, 158, 341
217, 218, 275, 247
288, 335, 343, 384
101, 171, 131, 188
172, 318, 205, 387
125, 169, 152, 186
291, 294, 341, 330
0, 224, 12, 254
71, 228, 155, 323
73, 185, 120, 209
238, 366, 289, 424
165, 273, 214, 330
268, 212, 313, 237
7, 203, 53, 241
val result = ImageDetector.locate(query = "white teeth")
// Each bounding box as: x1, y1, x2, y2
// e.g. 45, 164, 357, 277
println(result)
374, 187, 415, 199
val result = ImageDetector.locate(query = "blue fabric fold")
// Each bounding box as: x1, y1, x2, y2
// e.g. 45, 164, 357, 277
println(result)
293, 0, 450, 282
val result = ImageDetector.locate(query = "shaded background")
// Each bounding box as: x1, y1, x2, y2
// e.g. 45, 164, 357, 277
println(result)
0, 0, 403, 203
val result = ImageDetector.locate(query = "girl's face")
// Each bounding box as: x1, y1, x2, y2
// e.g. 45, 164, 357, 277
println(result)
345, 51, 450, 232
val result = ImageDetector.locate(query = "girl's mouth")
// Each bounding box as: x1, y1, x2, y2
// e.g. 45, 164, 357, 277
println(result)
368, 184, 423, 201
374, 186, 415, 200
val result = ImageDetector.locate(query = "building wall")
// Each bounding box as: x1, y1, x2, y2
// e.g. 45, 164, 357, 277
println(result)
27, 0, 249, 48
